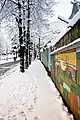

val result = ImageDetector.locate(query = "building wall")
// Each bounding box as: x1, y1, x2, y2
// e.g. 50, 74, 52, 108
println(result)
41, 47, 52, 71
51, 48, 80, 119
55, 20, 80, 49
42, 48, 48, 68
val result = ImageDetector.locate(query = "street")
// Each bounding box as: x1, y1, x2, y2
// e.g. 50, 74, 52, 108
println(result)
0, 60, 20, 76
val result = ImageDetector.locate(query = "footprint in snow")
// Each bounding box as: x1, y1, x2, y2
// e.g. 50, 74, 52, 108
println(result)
19, 111, 25, 116
34, 116, 39, 120
28, 104, 34, 112
0, 118, 4, 120
34, 96, 38, 104
12, 115, 17, 120
8, 115, 11, 119
37, 76, 39, 78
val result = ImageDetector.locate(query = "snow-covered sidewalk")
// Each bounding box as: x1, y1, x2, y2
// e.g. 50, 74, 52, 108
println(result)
0, 60, 73, 120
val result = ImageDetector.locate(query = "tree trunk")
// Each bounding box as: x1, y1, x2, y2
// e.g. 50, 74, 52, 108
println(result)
25, 0, 31, 68
18, 0, 25, 72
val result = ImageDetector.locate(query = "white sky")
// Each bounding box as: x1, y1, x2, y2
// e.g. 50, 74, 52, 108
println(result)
54, 0, 73, 21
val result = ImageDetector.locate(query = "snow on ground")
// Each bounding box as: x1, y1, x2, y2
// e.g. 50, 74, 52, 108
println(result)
0, 60, 74, 120
0, 56, 19, 65
0, 58, 14, 65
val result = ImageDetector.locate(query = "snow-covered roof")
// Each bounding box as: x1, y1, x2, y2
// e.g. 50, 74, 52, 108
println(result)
68, 9, 80, 27
41, 21, 67, 48
41, 2, 80, 48
47, 42, 52, 48
41, 8, 80, 48
42, 9, 80, 48
50, 38, 80, 55
40, 40, 51, 48
51, 9, 80, 46
69, 1, 80, 19
51, 27, 71, 47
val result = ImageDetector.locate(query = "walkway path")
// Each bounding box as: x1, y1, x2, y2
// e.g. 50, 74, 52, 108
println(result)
0, 60, 73, 120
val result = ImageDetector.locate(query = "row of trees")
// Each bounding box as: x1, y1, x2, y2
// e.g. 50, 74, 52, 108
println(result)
0, 0, 56, 72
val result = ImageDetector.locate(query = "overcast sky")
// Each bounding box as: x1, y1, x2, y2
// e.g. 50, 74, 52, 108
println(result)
54, 0, 73, 21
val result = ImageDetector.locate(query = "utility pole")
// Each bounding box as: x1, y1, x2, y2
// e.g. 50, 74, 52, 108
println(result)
18, 0, 25, 72
39, 37, 41, 60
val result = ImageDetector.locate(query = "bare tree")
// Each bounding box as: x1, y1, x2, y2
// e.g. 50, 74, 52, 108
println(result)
30, 0, 57, 37
0, 0, 25, 72
0, 0, 57, 70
